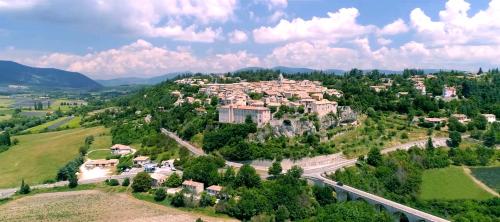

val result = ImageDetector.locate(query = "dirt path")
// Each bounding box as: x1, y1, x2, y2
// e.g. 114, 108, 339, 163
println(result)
0, 190, 238, 222
463, 167, 499, 197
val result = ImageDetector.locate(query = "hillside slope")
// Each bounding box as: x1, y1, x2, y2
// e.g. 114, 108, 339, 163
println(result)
0, 60, 102, 89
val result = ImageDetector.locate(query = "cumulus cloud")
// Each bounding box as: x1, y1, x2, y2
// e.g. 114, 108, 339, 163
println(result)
228, 30, 248, 43
253, 8, 374, 43
11, 39, 261, 79
378, 18, 409, 35
264, 0, 287, 10
0, 0, 236, 42
410, 0, 500, 45
377, 38, 392, 45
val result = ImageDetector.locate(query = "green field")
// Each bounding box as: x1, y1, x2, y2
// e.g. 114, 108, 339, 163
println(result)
58, 116, 82, 129
0, 96, 12, 108
471, 167, 500, 193
25, 117, 67, 133
87, 150, 111, 160
86, 133, 112, 160
0, 127, 109, 188
420, 166, 494, 200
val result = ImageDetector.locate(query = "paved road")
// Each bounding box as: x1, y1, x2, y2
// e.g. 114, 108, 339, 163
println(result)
47, 116, 75, 130
161, 128, 268, 173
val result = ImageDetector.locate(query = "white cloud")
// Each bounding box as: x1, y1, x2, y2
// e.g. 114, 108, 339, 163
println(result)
228, 30, 248, 43
253, 8, 374, 43
378, 18, 409, 35
268, 10, 286, 23
0, 0, 237, 42
264, 0, 287, 10
377, 38, 392, 45
7, 39, 261, 79
410, 0, 500, 45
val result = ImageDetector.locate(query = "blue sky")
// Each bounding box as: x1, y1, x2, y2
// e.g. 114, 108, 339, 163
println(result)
0, 0, 499, 79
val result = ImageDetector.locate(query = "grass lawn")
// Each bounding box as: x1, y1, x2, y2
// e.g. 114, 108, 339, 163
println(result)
87, 150, 111, 160
58, 116, 82, 129
89, 134, 112, 151
24, 117, 67, 133
471, 166, 500, 193
420, 166, 494, 200
0, 126, 108, 188
0, 109, 12, 121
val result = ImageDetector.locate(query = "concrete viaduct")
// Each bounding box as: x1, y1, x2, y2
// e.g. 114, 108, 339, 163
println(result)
305, 174, 450, 222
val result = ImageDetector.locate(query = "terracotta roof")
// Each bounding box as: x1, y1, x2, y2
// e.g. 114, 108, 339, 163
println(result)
207, 185, 223, 192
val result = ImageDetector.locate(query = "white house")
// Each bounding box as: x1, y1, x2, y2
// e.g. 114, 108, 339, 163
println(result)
133, 156, 150, 166
182, 180, 204, 194
482, 114, 497, 123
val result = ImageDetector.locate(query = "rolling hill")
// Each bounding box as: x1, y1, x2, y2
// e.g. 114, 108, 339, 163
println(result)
0, 60, 102, 89
96, 72, 189, 87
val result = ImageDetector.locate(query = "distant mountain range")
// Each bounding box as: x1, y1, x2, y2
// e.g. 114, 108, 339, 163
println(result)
96, 72, 190, 87
97, 66, 452, 86
0, 60, 102, 90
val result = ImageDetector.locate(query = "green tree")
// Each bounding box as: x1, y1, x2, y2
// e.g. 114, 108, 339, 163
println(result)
426, 137, 434, 151
447, 131, 462, 147
164, 172, 182, 187
235, 164, 261, 188
199, 192, 216, 207
268, 161, 282, 177
171, 191, 185, 207
275, 205, 290, 222
132, 172, 152, 192
68, 174, 78, 188
122, 178, 130, 186
154, 188, 166, 201
18, 179, 31, 194
222, 166, 236, 186
367, 147, 382, 166
0, 131, 11, 146
313, 185, 335, 206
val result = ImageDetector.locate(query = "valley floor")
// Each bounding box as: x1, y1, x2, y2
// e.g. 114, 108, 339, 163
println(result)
0, 190, 237, 222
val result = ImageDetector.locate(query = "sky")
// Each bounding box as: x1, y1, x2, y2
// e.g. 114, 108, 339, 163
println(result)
0, 0, 499, 79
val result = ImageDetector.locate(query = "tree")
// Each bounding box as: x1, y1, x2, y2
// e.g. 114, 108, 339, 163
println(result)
222, 166, 236, 186
68, 174, 78, 188
122, 178, 130, 186
268, 161, 282, 177
171, 191, 185, 207
164, 172, 182, 187
18, 179, 31, 194
471, 115, 487, 130
367, 147, 382, 166
0, 131, 11, 146
132, 172, 152, 192
235, 164, 261, 188
107, 179, 119, 186
426, 137, 434, 151
199, 192, 216, 207
154, 188, 166, 201
313, 185, 335, 206
275, 205, 290, 222
478, 67, 483, 74
447, 131, 462, 147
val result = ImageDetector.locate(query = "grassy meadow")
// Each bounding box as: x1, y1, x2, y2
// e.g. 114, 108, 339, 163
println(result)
420, 166, 494, 200
0, 126, 108, 188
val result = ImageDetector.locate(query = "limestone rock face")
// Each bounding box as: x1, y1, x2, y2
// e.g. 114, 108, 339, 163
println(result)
338, 106, 357, 124
255, 106, 358, 139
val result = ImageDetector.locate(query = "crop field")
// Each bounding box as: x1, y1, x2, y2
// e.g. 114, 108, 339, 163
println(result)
24, 117, 68, 133
471, 167, 500, 193
0, 96, 12, 108
0, 109, 12, 121
420, 166, 494, 200
57, 116, 82, 129
0, 190, 235, 222
0, 127, 108, 188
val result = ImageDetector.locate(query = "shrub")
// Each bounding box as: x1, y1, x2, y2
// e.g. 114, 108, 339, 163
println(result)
132, 172, 152, 192
154, 188, 167, 201
171, 192, 185, 207
107, 179, 119, 186
18, 179, 31, 194
122, 178, 130, 186
68, 174, 78, 188
164, 173, 182, 187
199, 192, 216, 207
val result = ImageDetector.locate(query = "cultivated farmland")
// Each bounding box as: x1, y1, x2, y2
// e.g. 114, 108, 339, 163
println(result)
0, 127, 108, 188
